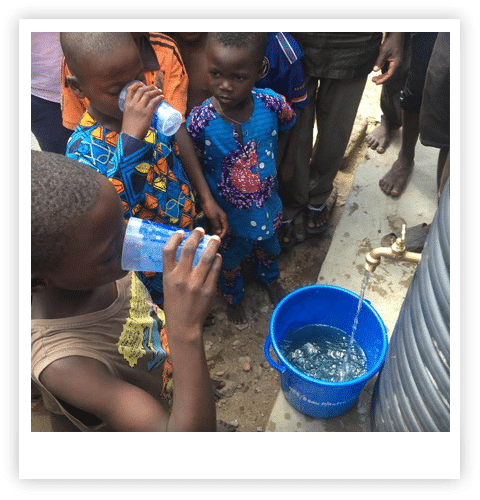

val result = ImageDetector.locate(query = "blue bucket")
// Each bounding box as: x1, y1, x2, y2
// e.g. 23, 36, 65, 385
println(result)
264, 284, 388, 419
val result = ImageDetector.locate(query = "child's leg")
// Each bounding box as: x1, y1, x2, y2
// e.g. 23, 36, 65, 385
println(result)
252, 237, 286, 306
219, 232, 251, 323
220, 264, 245, 307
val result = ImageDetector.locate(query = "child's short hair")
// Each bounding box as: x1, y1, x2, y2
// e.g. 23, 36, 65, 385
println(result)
31, 151, 103, 273
208, 32, 267, 65
59, 32, 134, 79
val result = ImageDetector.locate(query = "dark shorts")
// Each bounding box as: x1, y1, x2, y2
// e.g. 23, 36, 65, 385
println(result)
400, 32, 439, 113
419, 32, 450, 149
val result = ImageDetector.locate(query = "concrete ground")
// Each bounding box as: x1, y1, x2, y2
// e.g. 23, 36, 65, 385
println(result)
266, 112, 439, 432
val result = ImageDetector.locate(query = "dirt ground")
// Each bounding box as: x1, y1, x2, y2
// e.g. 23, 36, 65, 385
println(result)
205, 139, 370, 432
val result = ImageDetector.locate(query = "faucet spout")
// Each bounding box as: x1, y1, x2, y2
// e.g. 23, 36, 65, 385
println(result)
365, 224, 422, 273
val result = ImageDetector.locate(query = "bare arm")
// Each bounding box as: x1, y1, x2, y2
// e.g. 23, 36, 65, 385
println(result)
161, 227, 221, 431
40, 356, 173, 431
176, 125, 229, 238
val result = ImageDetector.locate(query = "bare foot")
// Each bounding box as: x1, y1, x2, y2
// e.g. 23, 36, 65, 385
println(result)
366, 116, 394, 154
226, 302, 247, 324
264, 280, 286, 306
379, 153, 414, 197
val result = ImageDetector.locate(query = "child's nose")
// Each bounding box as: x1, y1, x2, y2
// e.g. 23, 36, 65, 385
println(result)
219, 78, 233, 92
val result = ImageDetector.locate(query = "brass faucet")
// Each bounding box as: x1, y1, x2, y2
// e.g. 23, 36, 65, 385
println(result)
365, 224, 422, 273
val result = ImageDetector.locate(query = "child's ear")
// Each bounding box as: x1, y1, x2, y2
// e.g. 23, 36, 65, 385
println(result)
31, 277, 51, 293
65, 75, 86, 99
258, 57, 269, 80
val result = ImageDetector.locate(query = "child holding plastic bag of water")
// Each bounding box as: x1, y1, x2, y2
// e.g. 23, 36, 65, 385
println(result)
31, 150, 223, 431
61, 32, 226, 307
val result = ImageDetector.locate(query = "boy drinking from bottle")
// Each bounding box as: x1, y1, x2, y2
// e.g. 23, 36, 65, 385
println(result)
31, 150, 222, 431
61, 32, 225, 306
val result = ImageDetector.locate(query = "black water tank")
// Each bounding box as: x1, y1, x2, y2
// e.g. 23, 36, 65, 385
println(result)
371, 179, 450, 431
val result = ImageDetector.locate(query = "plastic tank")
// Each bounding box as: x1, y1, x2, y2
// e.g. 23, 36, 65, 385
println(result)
371, 179, 450, 431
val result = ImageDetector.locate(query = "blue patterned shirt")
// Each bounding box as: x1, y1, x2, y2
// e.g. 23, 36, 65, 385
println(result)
66, 111, 196, 229
187, 88, 296, 241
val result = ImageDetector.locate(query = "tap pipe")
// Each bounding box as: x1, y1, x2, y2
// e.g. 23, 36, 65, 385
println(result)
365, 224, 422, 273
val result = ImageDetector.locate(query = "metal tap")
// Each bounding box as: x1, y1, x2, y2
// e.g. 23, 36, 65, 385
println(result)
365, 224, 422, 273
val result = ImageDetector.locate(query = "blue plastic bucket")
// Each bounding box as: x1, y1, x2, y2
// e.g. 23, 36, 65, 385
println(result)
264, 284, 388, 419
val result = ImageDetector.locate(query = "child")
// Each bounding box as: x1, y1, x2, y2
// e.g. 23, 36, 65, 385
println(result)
60, 32, 225, 306
255, 32, 309, 247
186, 33, 296, 324
60, 32, 227, 241
60, 32, 188, 132
167, 32, 211, 115
31, 150, 222, 431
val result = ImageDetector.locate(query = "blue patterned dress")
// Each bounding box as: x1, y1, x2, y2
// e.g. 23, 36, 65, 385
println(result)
187, 88, 296, 304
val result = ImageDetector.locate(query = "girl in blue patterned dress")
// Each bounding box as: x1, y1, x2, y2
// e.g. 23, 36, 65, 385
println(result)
187, 33, 296, 324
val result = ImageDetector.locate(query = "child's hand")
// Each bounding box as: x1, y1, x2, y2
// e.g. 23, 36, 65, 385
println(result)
162, 228, 222, 340
121, 81, 164, 140
201, 197, 229, 238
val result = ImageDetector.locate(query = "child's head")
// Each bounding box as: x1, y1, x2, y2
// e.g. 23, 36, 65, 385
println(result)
31, 151, 128, 292
60, 32, 145, 125
206, 33, 267, 112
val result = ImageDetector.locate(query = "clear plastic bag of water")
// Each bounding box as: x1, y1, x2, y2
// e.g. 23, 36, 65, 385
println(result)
118, 80, 182, 136
121, 217, 213, 273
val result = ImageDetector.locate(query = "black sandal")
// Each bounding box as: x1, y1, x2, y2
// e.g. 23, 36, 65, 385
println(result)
305, 187, 337, 235
305, 202, 329, 234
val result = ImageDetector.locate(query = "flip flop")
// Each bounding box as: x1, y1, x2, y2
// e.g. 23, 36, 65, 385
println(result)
305, 187, 338, 235
381, 223, 429, 253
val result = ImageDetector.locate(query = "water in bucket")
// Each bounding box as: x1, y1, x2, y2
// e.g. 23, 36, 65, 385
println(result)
265, 284, 388, 418
280, 324, 367, 382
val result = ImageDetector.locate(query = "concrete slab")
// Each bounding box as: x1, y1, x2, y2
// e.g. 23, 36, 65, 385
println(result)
267, 120, 439, 432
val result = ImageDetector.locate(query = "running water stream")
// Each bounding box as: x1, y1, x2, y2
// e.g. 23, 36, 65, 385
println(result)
340, 270, 370, 380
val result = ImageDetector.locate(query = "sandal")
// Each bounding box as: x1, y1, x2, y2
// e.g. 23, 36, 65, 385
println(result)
277, 218, 297, 249
381, 223, 430, 253
306, 203, 328, 234
305, 187, 337, 235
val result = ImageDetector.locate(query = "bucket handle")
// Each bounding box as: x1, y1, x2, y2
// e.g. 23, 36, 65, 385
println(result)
264, 334, 286, 373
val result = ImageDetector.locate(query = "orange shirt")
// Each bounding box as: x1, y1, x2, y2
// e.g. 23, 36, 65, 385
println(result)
61, 32, 188, 130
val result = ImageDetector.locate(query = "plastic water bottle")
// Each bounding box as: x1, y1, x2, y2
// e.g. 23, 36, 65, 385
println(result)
118, 80, 182, 136
121, 218, 213, 273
